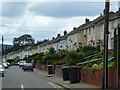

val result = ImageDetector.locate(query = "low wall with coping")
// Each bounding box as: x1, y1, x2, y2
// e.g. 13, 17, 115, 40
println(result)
35, 64, 120, 88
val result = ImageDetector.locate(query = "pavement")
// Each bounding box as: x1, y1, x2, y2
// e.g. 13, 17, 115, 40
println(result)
0, 77, 2, 90
34, 68, 101, 89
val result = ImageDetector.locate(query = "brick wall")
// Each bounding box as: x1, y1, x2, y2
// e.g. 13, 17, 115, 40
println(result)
54, 65, 64, 77
119, 78, 120, 88
35, 64, 47, 71
108, 67, 117, 88
35, 63, 42, 70
81, 67, 119, 88
81, 68, 103, 87
35, 64, 120, 88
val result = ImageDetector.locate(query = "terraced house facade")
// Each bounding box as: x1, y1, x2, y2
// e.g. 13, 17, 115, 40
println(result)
5, 11, 120, 60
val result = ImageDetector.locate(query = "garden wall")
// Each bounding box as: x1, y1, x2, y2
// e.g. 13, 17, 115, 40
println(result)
54, 65, 64, 77
35, 64, 120, 88
81, 67, 120, 88
81, 68, 103, 87
35, 64, 47, 71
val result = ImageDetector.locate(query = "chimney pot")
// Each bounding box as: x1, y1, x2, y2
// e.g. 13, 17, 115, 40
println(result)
73, 27, 77, 30
64, 30, 67, 35
52, 37, 55, 40
103, 9, 105, 16
57, 34, 60, 37
85, 18, 89, 23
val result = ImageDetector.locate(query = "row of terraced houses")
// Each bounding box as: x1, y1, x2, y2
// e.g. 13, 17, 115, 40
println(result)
4, 10, 120, 61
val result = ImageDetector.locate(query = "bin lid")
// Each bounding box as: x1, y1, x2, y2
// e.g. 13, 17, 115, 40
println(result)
47, 65, 53, 67
69, 67, 79, 69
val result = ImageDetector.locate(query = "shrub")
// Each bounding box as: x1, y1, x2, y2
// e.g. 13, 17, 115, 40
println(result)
84, 63, 93, 67
42, 53, 60, 64
82, 46, 97, 53
49, 47, 55, 54
26, 53, 44, 64
90, 55, 103, 60
52, 61, 67, 65
65, 50, 85, 65
108, 52, 114, 56
7, 59, 14, 64
108, 61, 115, 67
36, 60, 42, 64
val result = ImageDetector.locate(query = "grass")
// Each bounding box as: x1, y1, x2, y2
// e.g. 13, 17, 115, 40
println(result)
82, 61, 116, 70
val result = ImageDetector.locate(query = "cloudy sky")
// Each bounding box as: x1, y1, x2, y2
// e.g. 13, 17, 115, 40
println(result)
0, 0, 119, 45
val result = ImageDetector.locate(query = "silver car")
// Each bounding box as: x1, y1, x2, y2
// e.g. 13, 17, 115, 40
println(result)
0, 65, 4, 77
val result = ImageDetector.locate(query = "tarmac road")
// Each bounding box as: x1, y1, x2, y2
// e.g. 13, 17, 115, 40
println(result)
2, 66, 57, 89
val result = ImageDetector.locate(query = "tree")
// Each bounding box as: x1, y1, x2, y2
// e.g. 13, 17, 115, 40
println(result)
13, 34, 35, 50
49, 47, 55, 54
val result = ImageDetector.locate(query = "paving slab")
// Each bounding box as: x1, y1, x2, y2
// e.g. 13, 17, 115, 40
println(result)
34, 68, 101, 89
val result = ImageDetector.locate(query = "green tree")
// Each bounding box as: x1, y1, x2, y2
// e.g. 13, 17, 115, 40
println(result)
49, 47, 55, 54
13, 34, 35, 50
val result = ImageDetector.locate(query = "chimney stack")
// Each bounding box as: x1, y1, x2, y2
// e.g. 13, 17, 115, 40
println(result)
57, 34, 60, 37
73, 27, 77, 30
64, 30, 67, 35
103, 9, 105, 16
85, 18, 89, 23
52, 37, 55, 40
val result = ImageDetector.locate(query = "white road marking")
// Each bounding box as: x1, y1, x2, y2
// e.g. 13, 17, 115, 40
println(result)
21, 84, 24, 90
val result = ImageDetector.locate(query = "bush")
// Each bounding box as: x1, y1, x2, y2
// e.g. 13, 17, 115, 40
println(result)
26, 53, 44, 64
42, 53, 60, 64
65, 50, 85, 65
82, 46, 97, 53
108, 61, 115, 67
7, 59, 14, 64
52, 61, 66, 65
36, 60, 42, 64
84, 63, 93, 67
108, 52, 114, 56
90, 55, 103, 60
49, 47, 55, 54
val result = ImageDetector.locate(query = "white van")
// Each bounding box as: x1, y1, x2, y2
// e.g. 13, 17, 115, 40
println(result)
19, 61, 26, 67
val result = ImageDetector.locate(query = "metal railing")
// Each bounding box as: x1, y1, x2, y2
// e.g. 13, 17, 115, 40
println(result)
83, 52, 102, 60
76, 56, 114, 66
76, 58, 102, 65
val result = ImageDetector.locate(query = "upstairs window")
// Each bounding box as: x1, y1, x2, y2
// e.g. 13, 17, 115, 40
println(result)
111, 21, 115, 29
84, 29, 86, 36
89, 28, 91, 34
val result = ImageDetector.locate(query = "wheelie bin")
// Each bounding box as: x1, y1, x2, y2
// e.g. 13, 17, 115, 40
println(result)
47, 65, 53, 74
69, 67, 80, 83
61, 67, 70, 81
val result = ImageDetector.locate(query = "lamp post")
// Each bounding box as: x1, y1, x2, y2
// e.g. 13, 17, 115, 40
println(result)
1, 36, 4, 63
103, 0, 110, 89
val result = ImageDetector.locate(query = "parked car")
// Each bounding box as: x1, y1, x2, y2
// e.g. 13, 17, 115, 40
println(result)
0, 64, 4, 77
19, 61, 26, 67
23, 63, 33, 71
6, 62, 10, 66
2, 63, 9, 69
22, 62, 26, 70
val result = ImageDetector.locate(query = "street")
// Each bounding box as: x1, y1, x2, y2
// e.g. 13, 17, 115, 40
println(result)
2, 66, 57, 89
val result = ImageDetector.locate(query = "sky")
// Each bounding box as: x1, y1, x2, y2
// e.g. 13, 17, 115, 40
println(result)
0, 0, 119, 45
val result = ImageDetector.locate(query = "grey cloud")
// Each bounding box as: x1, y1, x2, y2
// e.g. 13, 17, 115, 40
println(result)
1, 2, 28, 18
29, 2, 104, 18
